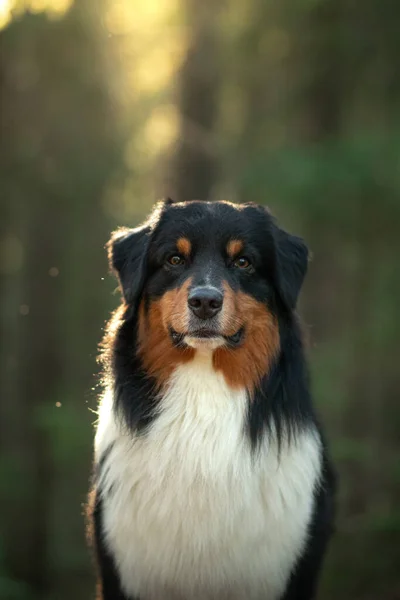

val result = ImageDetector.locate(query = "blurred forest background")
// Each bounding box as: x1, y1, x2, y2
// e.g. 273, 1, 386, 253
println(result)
0, 0, 399, 599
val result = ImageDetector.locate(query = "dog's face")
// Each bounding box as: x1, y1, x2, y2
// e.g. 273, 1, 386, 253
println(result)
108, 200, 308, 393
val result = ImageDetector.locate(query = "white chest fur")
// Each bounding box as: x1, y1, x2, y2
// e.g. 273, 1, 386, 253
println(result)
95, 352, 322, 600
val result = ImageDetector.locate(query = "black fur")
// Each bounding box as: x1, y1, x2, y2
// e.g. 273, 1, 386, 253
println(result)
281, 451, 336, 600
92, 199, 336, 600
111, 309, 160, 432
108, 225, 151, 305
249, 314, 314, 450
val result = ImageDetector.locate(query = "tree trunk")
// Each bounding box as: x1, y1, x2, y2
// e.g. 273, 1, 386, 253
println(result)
172, 0, 221, 201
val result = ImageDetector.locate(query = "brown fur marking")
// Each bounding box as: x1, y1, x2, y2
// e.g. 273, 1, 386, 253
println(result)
226, 239, 244, 258
138, 278, 195, 388
176, 237, 192, 258
85, 488, 103, 600
214, 283, 280, 393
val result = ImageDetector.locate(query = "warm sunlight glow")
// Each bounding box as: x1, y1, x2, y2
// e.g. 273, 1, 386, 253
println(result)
143, 104, 179, 154
135, 41, 185, 94
105, 0, 179, 35
124, 104, 179, 169
104, 2, 133, 36
0, 0, 73, 30
0, 0, 16, 30
104, 0, 186, 101
100, 0, 186, 212
30, 0, 73, 18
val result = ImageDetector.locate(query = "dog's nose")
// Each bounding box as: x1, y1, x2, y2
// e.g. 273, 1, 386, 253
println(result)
188, 287, 223, 320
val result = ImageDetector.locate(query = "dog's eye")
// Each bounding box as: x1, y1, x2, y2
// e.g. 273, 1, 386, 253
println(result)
234, 257, 251, 269
167, 255, 185, 266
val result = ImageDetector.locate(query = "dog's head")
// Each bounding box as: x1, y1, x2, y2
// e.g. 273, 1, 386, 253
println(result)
108, 199, 308, 393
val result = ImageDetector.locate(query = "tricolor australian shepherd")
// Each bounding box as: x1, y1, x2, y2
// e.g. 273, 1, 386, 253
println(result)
91, 199, 335, 600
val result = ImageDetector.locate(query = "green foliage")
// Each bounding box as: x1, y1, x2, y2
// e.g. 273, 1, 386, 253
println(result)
238, 132, 400, 230
34, 400, 93, 468
0, 575, 33, 600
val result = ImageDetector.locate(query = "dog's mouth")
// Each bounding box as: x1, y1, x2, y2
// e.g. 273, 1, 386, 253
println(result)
169, 326, 244, 349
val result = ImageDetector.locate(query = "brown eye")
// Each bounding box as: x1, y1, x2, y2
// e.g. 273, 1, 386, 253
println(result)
168, 255, 185, 266
234, 256, 251, 269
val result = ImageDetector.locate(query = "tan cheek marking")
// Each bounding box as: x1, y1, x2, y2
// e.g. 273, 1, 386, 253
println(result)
138, 279, 195, 388
227, 239, 243, 259
160, 277, 192, 333
177, 237, 191, 258
214, 287, 280, 394
219, 280, 238, 333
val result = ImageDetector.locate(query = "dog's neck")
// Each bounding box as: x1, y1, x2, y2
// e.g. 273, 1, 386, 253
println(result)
96, 350, 251, 482
160, 348, 249, 420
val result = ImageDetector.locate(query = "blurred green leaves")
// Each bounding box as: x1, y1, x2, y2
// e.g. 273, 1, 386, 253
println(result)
238, 131, 400, 231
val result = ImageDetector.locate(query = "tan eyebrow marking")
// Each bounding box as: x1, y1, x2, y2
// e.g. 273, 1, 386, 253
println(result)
177, 237, 192, 258
227, 239, 244, 258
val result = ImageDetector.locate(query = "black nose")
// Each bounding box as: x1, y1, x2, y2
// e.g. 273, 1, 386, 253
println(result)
188, 287, 223, 320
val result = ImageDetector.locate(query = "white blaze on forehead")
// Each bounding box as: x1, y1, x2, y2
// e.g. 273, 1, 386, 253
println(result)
204, 271, 216, 286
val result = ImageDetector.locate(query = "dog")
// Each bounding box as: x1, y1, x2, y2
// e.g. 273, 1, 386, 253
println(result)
91, 199, 335, 600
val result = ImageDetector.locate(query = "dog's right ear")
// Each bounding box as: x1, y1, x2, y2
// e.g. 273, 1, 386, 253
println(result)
107, 225, 151, 305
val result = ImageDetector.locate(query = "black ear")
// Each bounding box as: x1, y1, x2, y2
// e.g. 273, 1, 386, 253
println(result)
107, 225, 151, 305
272, 225, 309, 311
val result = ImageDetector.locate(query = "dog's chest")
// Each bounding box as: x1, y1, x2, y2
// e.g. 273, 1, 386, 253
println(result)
96, 357, 322, 600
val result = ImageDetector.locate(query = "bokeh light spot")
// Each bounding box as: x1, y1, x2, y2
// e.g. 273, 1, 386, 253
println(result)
20, 304, 30, 316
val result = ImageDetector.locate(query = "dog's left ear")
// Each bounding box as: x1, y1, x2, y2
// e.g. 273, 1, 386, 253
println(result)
272, 225, 309, 311
107, 225, 151, 305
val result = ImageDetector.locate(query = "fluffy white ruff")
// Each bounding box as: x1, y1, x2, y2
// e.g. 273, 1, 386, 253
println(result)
95, 350, 322, 600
